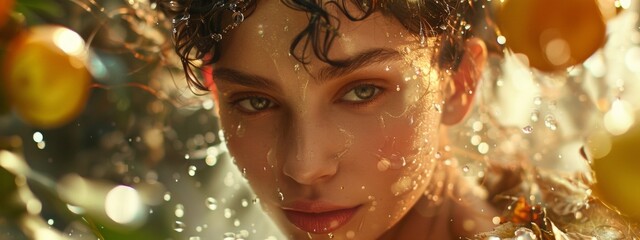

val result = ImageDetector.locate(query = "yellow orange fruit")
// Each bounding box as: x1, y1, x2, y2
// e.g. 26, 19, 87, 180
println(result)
0, 0, 14, 29
497, 0, 606, 72
2, 25, 91, 129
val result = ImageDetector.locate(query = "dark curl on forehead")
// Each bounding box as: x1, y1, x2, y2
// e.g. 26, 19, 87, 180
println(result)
156, 0, 492, 91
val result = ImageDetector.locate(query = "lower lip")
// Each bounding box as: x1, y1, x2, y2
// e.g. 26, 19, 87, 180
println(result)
283, 206, 360, 234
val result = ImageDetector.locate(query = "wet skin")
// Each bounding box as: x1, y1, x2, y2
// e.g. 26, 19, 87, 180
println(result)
211, 0, 489, 238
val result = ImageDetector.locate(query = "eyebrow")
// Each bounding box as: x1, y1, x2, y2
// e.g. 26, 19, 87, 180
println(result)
212, 48, 401, 89
213, 68, 280, 92
316, 48, 401, 83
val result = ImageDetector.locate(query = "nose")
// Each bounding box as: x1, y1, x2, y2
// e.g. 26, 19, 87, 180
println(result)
282, 113, 340, 185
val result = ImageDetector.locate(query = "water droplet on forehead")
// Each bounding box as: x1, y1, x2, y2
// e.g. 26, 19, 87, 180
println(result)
462, 165, 470, 172
522, 125, 533, 134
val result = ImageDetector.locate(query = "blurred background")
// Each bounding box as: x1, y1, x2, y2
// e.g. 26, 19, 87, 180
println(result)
0, 0, 639, 239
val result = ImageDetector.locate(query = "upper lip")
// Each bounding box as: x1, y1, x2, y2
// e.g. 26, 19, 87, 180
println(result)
282, 200, 357, 213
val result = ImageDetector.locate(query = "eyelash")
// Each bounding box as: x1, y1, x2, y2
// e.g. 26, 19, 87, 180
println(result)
230, 94, 277, 114
336, 82, 386, 107
229, 83, 387, 114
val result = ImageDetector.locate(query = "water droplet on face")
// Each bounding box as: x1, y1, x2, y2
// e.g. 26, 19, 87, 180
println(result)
283, 25, 289, 32
378, 158, 391, 172
241, 199, 249, 207
164, 192, 172, 201
174, 221, 186, 232
267, 149, 277, 168
236, 123, 245, 137
293, 63, 301, 72
277, 189, 284, 201
462, 165, 470, 172
522, 125, 533, 134
206, 197, 218, 210
544, 115, 558, 131
396, 85, 401, 91
385, 65, 391, 71
403, 46, 411, 54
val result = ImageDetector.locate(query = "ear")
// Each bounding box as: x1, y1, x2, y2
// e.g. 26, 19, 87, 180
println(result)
441, 38, 487, 125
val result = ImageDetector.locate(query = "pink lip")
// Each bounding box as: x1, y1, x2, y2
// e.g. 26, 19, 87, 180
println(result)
282, 201, 360, 234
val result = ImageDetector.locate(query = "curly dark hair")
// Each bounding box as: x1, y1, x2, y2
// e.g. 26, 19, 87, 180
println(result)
156, 0, 495, 91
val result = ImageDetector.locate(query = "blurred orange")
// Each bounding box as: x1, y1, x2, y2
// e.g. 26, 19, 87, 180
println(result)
2, 25, 91, 129
593, 122, 640, 222
497, 0, 606, 72
0, 0, 13, 28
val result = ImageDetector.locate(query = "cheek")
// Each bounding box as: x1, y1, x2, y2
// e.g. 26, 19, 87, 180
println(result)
219, 113, 278, 190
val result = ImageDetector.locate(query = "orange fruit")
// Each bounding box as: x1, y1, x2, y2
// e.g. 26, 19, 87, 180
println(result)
497, 0, 606, 72
2, 25, 91, 129
0, 0, 14, 29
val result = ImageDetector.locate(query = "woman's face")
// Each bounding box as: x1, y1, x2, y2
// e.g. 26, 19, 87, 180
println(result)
213, 1, 446, 239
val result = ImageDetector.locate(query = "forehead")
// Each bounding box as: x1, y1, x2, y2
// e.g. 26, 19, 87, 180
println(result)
214, 0, 419, 75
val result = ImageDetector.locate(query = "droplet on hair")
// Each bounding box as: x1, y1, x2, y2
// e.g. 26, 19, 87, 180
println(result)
211, 33, 223, 42
232, 12, 245, 24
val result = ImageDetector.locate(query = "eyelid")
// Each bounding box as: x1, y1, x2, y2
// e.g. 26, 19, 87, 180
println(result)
334, 80, 387, 104
228, 92, 278, 114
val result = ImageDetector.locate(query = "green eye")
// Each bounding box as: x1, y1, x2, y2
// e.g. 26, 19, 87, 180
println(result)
237, 97, 274, 112
341, 84, 381, 102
